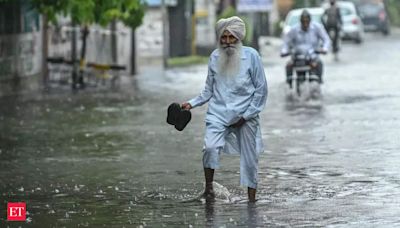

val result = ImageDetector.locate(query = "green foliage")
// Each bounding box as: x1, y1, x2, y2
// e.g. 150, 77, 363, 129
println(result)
273, 20, 283, 37
167, 55, 209, 67
386, 0, 400, 26
31, 0, 145, 28
31, 0, 69, 23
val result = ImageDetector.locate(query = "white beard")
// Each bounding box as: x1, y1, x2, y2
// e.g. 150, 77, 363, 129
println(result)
217, 42, 242, 78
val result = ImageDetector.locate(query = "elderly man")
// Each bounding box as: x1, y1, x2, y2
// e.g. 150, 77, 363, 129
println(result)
182, 16, 268, 202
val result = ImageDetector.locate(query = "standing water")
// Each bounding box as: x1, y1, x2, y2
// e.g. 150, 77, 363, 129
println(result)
1, 31, 400, 227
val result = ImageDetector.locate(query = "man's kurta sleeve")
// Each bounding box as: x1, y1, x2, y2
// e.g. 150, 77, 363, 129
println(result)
317, 24, 331, 52
188, 61, 214, 108
242, 53, 268, 120
281, 29, 294, 55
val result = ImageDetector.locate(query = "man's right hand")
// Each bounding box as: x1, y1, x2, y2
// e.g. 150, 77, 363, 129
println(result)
181, 102, 192, 110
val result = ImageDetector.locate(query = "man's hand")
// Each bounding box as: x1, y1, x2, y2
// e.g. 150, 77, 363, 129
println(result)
181, 102, 192, 110
281, 52, 290, 57
230, 117, 246, 128
310, 61, 318, 68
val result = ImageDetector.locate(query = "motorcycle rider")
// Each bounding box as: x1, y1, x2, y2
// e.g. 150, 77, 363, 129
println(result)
281, 10, 330, 88
323, 0, 342, 55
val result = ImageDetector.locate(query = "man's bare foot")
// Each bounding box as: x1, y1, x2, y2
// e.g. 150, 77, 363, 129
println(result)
202, 190, 215, 200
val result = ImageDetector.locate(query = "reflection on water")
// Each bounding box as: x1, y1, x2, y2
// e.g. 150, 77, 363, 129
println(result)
205, 199, 215, 227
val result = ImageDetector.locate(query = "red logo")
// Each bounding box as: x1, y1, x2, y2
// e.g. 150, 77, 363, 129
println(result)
7, 202, 26, 221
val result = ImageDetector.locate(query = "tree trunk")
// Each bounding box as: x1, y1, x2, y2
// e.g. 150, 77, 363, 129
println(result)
162, 0, 169, 69
111, 20, 118, 64
71, 23, 78, 89
42, 15, 48, 89
130, 28, 136, 75
78, 25, 89, 87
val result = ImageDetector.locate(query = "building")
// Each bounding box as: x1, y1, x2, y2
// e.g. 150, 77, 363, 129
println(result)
0, 0, 43, 97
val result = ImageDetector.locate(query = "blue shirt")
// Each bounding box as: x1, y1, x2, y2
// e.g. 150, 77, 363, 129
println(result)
281, 22, 331, 58
189, 46, 268, 126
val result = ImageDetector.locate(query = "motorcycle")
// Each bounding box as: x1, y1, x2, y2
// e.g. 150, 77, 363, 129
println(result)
282, 48, 325, 101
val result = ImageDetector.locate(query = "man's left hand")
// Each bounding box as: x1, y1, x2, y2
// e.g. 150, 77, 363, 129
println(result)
310, 61, 318, 68
230, 117, 246, 128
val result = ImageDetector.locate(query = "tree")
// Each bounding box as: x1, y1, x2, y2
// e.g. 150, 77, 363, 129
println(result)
31, 0, 145, 88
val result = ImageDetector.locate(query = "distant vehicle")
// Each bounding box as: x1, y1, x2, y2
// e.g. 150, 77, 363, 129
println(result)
321, 1, 364, 43
281, 7, 325, 37
357, 1, 390, 35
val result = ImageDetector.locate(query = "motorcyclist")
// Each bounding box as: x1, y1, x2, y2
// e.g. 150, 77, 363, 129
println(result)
280, 10, 331, 88
323, 0, 342, 54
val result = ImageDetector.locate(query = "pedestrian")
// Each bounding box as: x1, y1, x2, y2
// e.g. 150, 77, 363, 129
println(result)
181, 16, 268, 202
322, 0, 342, 54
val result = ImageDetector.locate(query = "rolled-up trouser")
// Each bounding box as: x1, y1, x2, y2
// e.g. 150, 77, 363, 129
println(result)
202, 120, 259, 189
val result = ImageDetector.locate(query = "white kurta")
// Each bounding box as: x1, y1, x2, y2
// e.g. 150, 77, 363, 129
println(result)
188, 46, 268, 188
189, 46, 268, 155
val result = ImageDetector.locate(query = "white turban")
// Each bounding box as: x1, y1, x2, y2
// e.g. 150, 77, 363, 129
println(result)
216, 16, 246, 41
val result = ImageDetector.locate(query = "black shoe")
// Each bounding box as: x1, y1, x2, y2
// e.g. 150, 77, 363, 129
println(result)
166, 103, 191, 131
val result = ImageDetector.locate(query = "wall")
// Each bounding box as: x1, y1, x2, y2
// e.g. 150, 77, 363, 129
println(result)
0, 0, 42, 97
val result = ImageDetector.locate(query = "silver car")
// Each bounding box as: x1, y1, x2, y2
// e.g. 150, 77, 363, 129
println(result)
322, 1, 364, 43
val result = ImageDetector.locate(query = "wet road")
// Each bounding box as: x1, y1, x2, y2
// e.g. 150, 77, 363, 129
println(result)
1, 30, 400, 227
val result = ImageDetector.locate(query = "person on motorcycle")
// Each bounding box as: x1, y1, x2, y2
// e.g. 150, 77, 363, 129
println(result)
280, 10, 330, 88
323, 0, 342, 54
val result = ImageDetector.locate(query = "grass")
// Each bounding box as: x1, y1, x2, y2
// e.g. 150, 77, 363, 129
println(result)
167, 55, 209, 67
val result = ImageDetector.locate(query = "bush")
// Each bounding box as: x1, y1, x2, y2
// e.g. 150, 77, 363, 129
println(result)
386, 0, 400, 26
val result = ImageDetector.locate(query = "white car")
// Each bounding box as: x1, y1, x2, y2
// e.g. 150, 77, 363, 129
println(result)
281, 7, 325, 37
321, 1, 364, 43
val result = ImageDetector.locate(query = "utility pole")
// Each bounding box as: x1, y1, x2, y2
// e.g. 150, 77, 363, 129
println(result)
161, 0, 169, 69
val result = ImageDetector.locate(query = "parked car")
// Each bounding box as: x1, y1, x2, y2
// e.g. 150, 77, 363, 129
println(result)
281, 7, 325, 37
321, 1, 364, 43
357, 1, 390, 35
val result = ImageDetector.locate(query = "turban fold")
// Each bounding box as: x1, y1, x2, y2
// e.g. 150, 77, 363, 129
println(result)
215, 16, 246, 41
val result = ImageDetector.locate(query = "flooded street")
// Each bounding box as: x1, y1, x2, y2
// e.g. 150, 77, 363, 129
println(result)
1, 31, 400, 227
